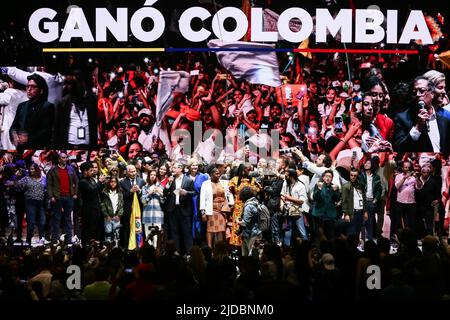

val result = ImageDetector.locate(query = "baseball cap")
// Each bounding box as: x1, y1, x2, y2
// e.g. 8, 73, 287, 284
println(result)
138, 108, 152, 118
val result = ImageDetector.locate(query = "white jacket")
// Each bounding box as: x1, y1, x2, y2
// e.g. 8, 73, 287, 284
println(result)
7, 67, 64, 105
200, 179, 234, 216
0, 88, 27, 149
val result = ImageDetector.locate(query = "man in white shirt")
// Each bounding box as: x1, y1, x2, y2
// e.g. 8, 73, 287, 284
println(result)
163, 162, 196, 255
294, 149, 341, 198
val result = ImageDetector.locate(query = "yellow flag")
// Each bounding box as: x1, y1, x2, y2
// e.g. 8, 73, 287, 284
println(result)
128, 193, 142, 250
298, 38, 312, 60
438, 50, 450, 69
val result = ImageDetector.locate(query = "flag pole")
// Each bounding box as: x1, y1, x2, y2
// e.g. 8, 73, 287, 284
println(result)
343, 42, 352, 82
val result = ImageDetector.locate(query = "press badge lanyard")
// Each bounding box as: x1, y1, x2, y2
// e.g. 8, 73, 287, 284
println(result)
73, 103, 87, 140
354, 187, 363, 209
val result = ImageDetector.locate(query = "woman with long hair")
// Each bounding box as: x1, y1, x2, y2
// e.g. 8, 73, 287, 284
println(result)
228, 163, 260, 247
17, 163, 47, 244
100, 176, 124, 245
187, 158, 209, 242
157, 162, 171, 188
141, 169, 164, 249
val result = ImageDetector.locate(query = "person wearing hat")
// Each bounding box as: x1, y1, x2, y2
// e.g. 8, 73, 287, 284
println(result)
9, 73, 55, 150
137, 108, 154, 150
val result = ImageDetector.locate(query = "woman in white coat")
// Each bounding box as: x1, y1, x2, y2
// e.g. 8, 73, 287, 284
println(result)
200, 166, 234, 248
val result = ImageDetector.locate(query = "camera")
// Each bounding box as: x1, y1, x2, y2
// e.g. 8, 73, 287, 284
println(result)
235, 224, 244, 237
120, 121, 127, 129
279, 147, 296, 154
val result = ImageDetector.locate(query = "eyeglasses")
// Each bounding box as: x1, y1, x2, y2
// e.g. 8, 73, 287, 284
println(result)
412, 88, 429, 96
26, 84, 39, 89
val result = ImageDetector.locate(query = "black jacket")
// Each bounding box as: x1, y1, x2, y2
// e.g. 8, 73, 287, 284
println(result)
415, 176, 440, 207
394, 107, 450, 153
163, 176, 196, 216
264, 176, 284, 213
78, 177, 102, 211
10, 99, 55, 149
52, 93, 97, 149
120, 177, 146, 213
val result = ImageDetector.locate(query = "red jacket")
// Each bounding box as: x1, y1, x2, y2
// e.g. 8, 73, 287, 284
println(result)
375, 113, 394, 141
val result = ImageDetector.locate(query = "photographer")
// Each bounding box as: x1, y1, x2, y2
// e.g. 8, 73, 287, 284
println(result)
280, 168, 309, 246
238, 187, 262, 256
264, 157, 288, 245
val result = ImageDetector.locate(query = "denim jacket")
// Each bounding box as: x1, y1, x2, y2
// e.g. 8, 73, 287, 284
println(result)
241, 197, 262, 238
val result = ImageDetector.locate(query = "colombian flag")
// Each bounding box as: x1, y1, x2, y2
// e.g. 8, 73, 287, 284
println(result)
128, 193, 143, 250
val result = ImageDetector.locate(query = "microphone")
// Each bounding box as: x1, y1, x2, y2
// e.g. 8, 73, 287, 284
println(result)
418, 101, 429, 132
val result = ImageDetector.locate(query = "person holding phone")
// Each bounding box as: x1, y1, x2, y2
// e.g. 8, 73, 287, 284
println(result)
360, 94, 393, 153
317, 87, 345, 131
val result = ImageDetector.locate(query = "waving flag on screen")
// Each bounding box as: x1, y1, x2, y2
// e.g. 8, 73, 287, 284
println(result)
128, 193, 143, 250
155, 70, 190, 127
208, 40, 281, 88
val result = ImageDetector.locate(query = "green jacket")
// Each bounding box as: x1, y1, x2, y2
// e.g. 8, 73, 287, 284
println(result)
46, 165, 78, 199
341, 182, 368, 218
311, 184, 341, 220
100, 189, 124, 218
359, 172, 382, 207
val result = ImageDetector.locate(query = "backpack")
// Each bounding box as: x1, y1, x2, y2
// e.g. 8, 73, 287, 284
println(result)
257, 203, 271, 232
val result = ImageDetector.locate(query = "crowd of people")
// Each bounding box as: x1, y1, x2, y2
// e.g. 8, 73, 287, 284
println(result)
1, 145, 450, 301
92, 48, 450, 166
1, 12, 450, 300
0, 149, 449, 254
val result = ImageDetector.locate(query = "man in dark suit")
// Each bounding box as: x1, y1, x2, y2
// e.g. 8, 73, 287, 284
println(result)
120, 164, 145, 248
394, 76, 450, 153
164, 162, 196, 255
78, 161, 105, 245
52, 70, 97, 149
9, 73, 55, 150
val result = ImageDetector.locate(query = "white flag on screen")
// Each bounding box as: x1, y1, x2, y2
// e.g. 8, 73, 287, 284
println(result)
155, 70, 190, 126
207, 40, 281, 88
